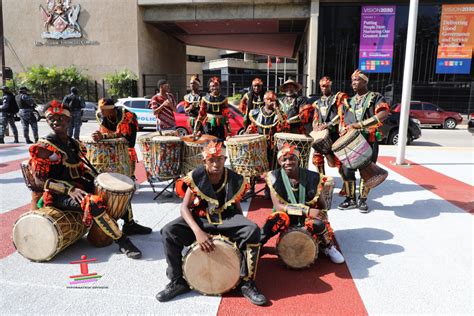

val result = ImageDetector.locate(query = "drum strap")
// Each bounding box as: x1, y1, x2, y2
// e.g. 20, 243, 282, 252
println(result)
280, 168, 305, 204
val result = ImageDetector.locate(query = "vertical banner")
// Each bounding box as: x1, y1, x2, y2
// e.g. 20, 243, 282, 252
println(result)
436, 4, 474, 74
359, 5, 396, 73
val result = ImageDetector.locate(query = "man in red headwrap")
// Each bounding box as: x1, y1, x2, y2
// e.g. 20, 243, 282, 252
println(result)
260, 143, 345, 264
28, 101, 144, 259
194, 77, 231, 140
157, 141, 267, 306
239, 78, 265, 129
338, 69, 390, 212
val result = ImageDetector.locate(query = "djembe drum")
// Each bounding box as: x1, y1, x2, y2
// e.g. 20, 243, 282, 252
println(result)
13, 206, 88, 262
182, 235, 241, 295
87, 172, 135, 247
274, 133, 313, 168
150, 135, 183, 180
138, 130, 178, 179
310, 129, 333, 155
332, 129, 388, 189
181, 134, 218, 175
81, 136, 131, 176
20, 160, 43, 210
276, 227, 319, 269
225, 134, 269, 177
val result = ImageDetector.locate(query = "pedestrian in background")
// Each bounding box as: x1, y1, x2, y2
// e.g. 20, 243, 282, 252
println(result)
150, 80, 177, 132
0, 86, 19, 144
17, 87, 38, 144
62, 87, 85, 140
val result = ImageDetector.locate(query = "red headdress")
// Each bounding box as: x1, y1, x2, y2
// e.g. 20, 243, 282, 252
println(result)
252, 78, 263, 86
277, 143, 300, 162
202, 141, 226, 160
351, 69, 369, 83
208, 76, 221, 86
190, 74, 201, 85
45, 100, 71, 117
319, 76, 332, 87
98, 98, 115, 110
264, 90, 277, 101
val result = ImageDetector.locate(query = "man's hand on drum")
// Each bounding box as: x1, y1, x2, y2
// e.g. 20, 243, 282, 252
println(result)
195, 229, 215, 253
314, 123, 328, 131
69, 188, 88, 204
340, 122, 362, 136
308, 208, 322, 220
91, 131, 103, 142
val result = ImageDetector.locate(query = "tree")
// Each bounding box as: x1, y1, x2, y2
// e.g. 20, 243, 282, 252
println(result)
105, 69, 138, 99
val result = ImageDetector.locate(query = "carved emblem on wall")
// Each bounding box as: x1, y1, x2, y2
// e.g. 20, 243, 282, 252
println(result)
40, 0, 82, 39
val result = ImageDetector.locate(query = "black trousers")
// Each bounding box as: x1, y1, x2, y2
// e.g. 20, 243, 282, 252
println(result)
341, 140, 379, 181
161, 213, 260, 282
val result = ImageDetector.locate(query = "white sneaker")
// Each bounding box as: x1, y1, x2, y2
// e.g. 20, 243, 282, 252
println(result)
323, 245, 345, 264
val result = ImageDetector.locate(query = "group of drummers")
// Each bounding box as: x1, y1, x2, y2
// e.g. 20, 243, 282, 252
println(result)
13, 68, 390, 306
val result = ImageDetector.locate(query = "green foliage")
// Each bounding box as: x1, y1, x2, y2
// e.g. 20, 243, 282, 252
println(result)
228, 93, 243, 104
105, 69, 138, 99
12, 65, 89, 102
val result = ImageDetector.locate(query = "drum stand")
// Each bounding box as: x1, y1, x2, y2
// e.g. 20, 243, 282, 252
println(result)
151, 177, 178, 200
241, 176, 266, 202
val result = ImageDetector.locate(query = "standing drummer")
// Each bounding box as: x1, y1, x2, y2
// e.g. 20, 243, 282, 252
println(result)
92, 98, 152, 235
311, 76, 348, 176
194, 77, 231, 140
278, 78, 312, 134
156, 141, 267, 306
183, 75, 204, 132
260, 143, 344, 264
28, 101, 143, 259
246, 90, 288, 197
239, 77, 265, 129
338, 70, 390, 212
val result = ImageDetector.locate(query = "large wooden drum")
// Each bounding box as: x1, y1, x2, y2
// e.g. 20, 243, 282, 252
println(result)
13, 207, 87, 262
276, 227, 319, 269
225, 134, 269, 177
138, 130, 178, 179
81, 136, 131, 176
182, 236, 241, 295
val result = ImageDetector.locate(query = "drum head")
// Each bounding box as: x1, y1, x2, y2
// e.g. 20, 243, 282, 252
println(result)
80, 136, 127, 144
275, 132, 313, 142
183, 238, 241, 295
13, 212, 58, 261
152, 135, 182, 142
332, 128, 359, 151
277, 229, 318, 269
181, 134, 217, 145
95, 172, 134, 192
226, 134, 265, 143
310, 129, 329, 141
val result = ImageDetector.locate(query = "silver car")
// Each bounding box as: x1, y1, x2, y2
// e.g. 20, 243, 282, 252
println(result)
35, 101, 97, 122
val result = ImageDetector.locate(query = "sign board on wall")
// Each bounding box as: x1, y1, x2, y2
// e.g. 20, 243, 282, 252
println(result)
436, 4, 474, 74
359, 5, 396, 73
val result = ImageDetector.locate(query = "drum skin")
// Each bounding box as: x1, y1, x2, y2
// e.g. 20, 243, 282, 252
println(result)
13, 207, 87, 262
276, 228, 319, 269
182, 236, 241, 295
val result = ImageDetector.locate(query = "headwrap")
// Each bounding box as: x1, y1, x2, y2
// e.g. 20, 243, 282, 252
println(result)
351, 69, 369, 83
208, 76, 221, 86
252, 78, 263, 86
98, 98, 115, 110
264, 90, 277, 101
45, 100, 71, 117
277, 143, 300, 163
319, 76, 332, 87
202, 141, 226, 160
190, 74, 201, 85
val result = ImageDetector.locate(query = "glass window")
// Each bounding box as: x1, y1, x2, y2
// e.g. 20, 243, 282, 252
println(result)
131, 101, 149, 109
410, 103, 422, 110
123, 101, 130, 107
423, 103, 437, 111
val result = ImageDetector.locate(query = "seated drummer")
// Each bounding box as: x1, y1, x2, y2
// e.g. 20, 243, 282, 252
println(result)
246, 90, 289, 198
28, 101, 142, 259
91, 98, 151, 236
260, 143, 345, 264
156, 141, 267, 306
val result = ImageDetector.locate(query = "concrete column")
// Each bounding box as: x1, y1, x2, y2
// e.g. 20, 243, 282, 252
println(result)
306, 0, 319, 96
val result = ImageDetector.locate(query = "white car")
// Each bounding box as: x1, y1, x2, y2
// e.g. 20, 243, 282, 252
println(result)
115, 97, 156, 130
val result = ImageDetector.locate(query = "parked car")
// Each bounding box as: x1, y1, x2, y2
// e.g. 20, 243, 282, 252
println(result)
392, 101, 463, 129
81, 102, 98, 122
34, 102, 97, 122
115, 97, 245, 136
379, 112, 422, 145
468, 113, 474, 134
